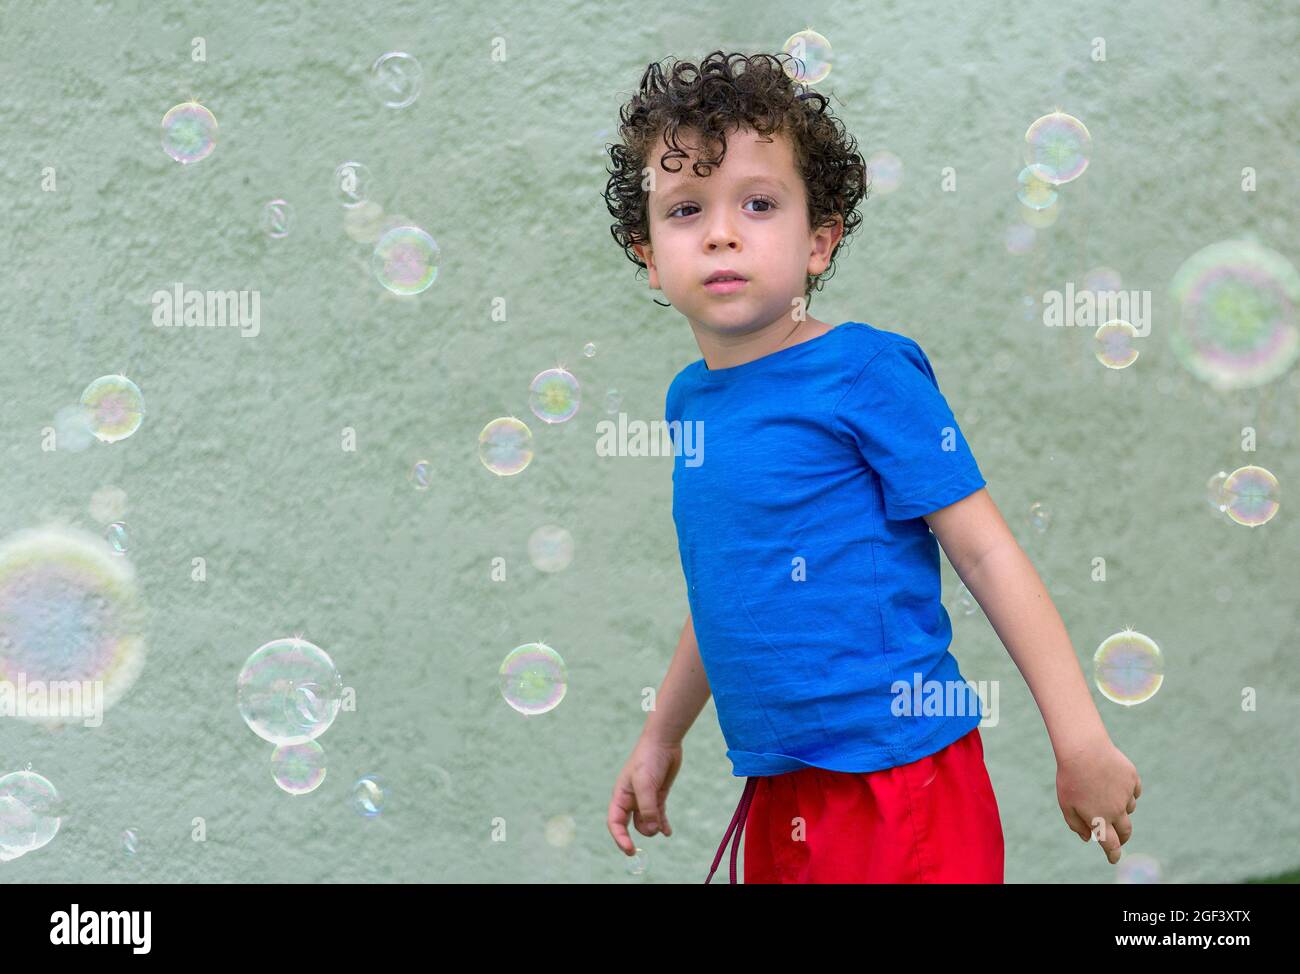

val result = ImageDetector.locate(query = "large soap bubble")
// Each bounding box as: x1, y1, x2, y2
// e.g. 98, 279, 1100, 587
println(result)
0, 770, 62, 860
237, 637, 343, 745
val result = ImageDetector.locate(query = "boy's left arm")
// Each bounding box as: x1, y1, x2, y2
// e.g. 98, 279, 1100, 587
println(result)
924, 487, 1143, 865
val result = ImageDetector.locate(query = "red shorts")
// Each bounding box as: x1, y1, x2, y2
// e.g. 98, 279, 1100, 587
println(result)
706, 727, 1004, 883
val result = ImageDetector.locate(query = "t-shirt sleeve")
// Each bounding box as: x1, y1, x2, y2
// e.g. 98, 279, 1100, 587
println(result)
832, 338, 985, 520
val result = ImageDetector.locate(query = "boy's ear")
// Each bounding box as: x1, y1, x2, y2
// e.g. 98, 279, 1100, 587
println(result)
633, 242, 660, 289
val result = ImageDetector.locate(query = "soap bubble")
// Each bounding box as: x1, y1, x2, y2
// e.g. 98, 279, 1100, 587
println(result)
53, 404, 95, 452
343, 200, 387, 243
1115, 853, 1162, 883
122, 828, 139, 855
866, 151, 903, 195
271, 740, 327, 795
1005, 223, 1035, 255
1023, 111, 1091, 184
781, 29, 833, 85
1206, 470, 1230, 513
161, 101, 217, 164
583, 342, 597, 358
1094, 320, 1140, 369
236, 637, 343, 745
1020, 197, 1060, 228
478, 417, 534, 476
372, 226, 439, 295
334, 162, 372, 207
528, 524, 574, 573
370, 52, 422, 109
1093, 629, 1163, 706
1028, 501, 1051, 532
625, 846, 649, 876
260, 199, 293, 238
1085, 267, 1123, 293
0, 770, 61, 858
1017, 164, 1058, 210
499, 642, 567, 716
352, 775, 385, 817
106, 521, 128, 554
410, 460, 432, 490
80, 375, 145, 443
1169, 240, 1300, 391
529, 368, 581, 423
1220, 465, 1279, 527
604, 389, 622, 414
0, 525, 147, 722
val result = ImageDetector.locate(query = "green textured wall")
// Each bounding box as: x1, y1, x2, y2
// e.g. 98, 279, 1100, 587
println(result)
1, 0, 1297, 883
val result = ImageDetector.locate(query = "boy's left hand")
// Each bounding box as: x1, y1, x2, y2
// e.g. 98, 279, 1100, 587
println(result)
1055, 735, 1142, 864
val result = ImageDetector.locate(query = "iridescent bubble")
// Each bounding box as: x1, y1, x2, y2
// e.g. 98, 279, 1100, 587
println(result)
0, 770, 61, 857
1169, 240, 1300, 391
1005, 223, 1035, 255
478, 417, 534, 476
866, 150, 903, 195
260, 199, 293, 238
528, 524, 574, 573
1023, 111, 1091, 184
122, 828, 139, 855
0, 525, 147, 722
545, 814, 576, 848
352, 775, 385, 817
604, 389, 622, 414
1017, 164, 1058, 210
499, 642, 568, 716
370, 52, 422, 109
410, 460, 432, 490
1093, 629, 1163, 706
781, 29, 833, 85
161, 101, 217, 164
583, 342, 597, 358
1028, 501, 1051, 532
334, 161, 373, 207
625, 846, 649, 876
271, 740, 327, 795
1220, 465, 1279, 527
1115, 853, 1162, 884
106, 521, 128, 555
236, 637, 344, 745
1205, 470, 1230, 513
1094, 320, 1140, 369
89, 486, 128, 524
1085, 266, 1123, 293
343, 200, 387, 243
372, 226, 439, 295
950, 582, 979, 617
529, 368, 581, 424
53, 404, 95, 452
80, 375, 144, 443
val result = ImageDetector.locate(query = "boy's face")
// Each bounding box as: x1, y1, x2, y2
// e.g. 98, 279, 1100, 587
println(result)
632, 125, 841, 339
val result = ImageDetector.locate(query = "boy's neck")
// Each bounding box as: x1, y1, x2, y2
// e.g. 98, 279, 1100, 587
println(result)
691, 313, 835, 371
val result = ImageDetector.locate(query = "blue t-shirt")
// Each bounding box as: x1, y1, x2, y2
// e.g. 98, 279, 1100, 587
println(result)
665, 321, 987, 777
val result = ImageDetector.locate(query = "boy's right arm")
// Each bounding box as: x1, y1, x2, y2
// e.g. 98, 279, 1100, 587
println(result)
641, 611, 711, 745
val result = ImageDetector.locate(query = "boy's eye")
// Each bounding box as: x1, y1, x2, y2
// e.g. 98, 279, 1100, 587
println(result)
666, 195, 777, 219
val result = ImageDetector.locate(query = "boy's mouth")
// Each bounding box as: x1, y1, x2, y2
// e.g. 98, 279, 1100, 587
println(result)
703, 270, 749, 294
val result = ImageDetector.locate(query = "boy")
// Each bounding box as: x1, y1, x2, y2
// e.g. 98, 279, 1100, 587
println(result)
604, 51, 1141, 883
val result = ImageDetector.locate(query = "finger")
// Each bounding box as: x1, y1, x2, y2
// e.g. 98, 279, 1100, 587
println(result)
632, 775, 662, 837
606, 787, 637, 855
1133, 777, 1142, 799
1114, 812, 1133, 846
1062, 807, 1091, 841
1095, 819, 1122, 864
1126, 794, 1136, 814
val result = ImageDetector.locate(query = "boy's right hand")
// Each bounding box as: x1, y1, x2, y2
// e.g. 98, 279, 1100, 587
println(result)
607, 735, 683, 855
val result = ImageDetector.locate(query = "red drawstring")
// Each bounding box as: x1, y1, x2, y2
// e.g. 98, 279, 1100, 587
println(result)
705, 777, 757, 884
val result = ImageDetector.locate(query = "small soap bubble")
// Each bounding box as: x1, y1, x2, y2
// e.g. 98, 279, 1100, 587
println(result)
334, 161, 373, 207
1220, 465, 1279, 527
410, 460, 432, 490
260, 199, 293, 238
528, 524, 574, 573
1094, 321, 1140, 369
369, 52, 422, 109
372, 225, 439, 295
1016, 164, 1058, 210
236, 637, 344, 745
1115, 853, 1162, 883
1093, 629, 1163, 705
583, 342, 597, 358
106, 521, 128, 554
1085, 266, 1123, 293
625, 846, 648, 876
478, 417, 534, 476
54, 404, 95, 452
781, 29, 833, 85
1023, 111, 1091, 184
1020, 198, 1060, 228
80, 375, 145, 443
499, 642, 568, 716
271, 740, 327, 795
545, 814, 576, 848
352, 775, 385, 817
161, 101, 217, 164
1028, 501, 1051, 532
122, 828, 139, 855
1205, 470, 1229, 512
604, 389, 622, 414
865, 150, 903, 195
529, 368, 581, 423
0, 770, 61, 858
950, 582, 979, 617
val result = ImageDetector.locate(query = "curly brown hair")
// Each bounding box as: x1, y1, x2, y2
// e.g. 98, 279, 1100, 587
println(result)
604, 50, 869, 308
